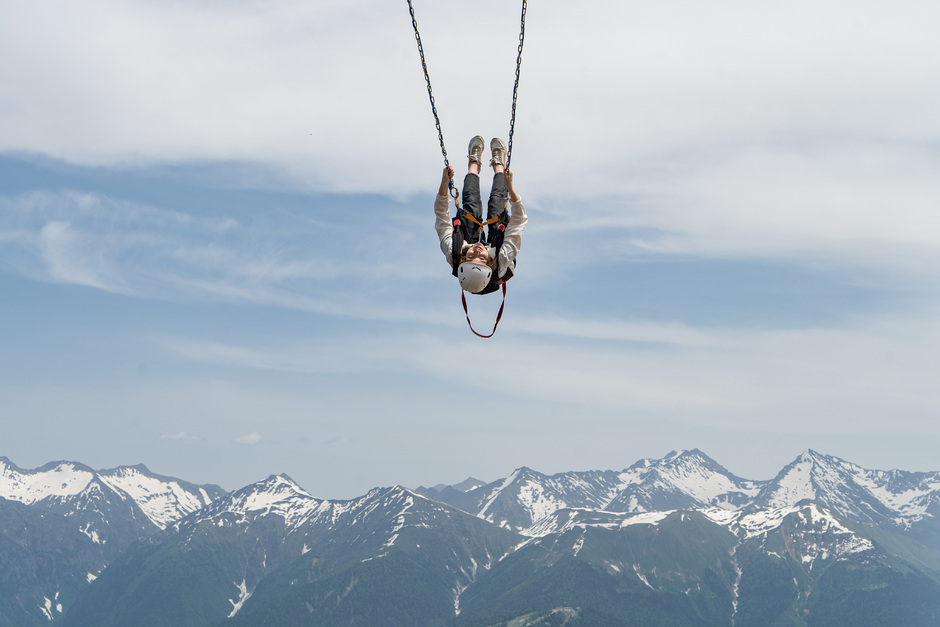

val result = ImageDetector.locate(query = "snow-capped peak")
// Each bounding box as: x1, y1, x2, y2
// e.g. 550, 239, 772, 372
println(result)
229, 474, 315, 511
605, 450, 761, 514
98, 465, 216, 529
0, 459, 97, 504
751, 451, 940, 530
186, 474, 326, 533
0, 457, 223, 531
706, 501, 875, 564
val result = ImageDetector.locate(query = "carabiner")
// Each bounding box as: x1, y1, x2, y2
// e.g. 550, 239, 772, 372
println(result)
449, 178, 460, 209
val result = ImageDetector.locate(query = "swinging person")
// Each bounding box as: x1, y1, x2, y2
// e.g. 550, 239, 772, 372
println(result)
434, 136, 527, 294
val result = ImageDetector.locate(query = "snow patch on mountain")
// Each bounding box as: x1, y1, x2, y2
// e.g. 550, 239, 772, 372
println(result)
228, 579, 251, 617
38, 593, 62, 621
705, 503, 875, 561
0, 460, 94, 503
479, 469, 522, 519
571, 531, 585, 556
852, 471, 940, 525
621, 511, 673, 527
442, 450, 939, 541
761, 454, 822, 508
607, 450, 762, 514
634, 564, 654, 589
212, 475, 323, 532
0, 457, 223, 531
524, 507, 673, 537
79, 522, 103, 544
382, 494, 415, 549
755, 450, 940, 530
634, 451, 762, 506
516, 480, 568, 523
99, 466, 214, 529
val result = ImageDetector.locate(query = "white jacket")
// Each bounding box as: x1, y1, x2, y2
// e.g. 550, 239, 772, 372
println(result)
434, 193, 527, 280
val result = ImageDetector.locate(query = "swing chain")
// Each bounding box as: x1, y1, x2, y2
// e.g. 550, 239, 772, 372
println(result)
407, 0, 459, 202
506, 0, 526, 169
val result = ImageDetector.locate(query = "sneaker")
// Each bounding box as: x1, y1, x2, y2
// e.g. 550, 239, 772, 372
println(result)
489, 137, 508, 168
468, 136, 485, 166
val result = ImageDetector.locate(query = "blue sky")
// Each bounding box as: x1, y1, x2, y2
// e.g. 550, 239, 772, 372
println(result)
2, 0, 939, 498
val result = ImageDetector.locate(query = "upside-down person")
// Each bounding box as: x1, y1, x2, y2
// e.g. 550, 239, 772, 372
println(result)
434, 136, 527, 294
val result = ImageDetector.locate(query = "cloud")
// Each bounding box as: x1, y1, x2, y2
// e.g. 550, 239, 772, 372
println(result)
4, 1, 940, 498
0, 188, 372, 308
160, 431, 201, 444
233, 432, 262, 446
150, 302, 940, 441
635, 144, 940, 273
38, 220, 116, 290
3, 0, 938, 196
3, 0, 940, 294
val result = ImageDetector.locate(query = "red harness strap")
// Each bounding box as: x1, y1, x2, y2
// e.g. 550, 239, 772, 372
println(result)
461, 281, 508, 338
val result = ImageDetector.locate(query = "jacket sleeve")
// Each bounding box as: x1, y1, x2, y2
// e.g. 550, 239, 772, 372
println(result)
434, 193, 456, 265
497, 198, 527, 279
434, 194, 454, 265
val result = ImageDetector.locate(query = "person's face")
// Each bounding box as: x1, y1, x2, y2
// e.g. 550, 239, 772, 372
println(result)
465, 243, 489, 265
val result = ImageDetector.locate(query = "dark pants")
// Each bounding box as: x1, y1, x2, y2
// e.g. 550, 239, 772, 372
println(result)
462, 172, 507, 244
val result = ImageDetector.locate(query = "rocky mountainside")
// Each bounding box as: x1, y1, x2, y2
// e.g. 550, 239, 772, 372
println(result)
0, 457, 224, 626
62, 475, 521, 627
754, 450, 940, 546
418, 449, 940, 544
3, 450, 940, 626
417, 450, 764, 532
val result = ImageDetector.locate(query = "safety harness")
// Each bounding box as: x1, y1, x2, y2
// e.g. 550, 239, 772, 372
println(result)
451, 208, 514, 338
407, 0, 527, 338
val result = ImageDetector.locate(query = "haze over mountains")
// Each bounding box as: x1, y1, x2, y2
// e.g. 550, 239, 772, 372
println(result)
1, 450, 938, 626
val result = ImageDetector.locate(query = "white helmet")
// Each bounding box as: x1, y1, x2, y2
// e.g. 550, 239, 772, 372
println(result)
457, 262, 492, 293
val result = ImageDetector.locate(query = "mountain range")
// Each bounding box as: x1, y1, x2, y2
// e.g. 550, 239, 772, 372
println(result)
0, 456, 224, 626
2, 450, 938, 626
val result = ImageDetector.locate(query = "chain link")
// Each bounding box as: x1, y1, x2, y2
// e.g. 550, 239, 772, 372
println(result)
506, 0, 526, 169
407, 0, 459, 202
408, 0, 526, 188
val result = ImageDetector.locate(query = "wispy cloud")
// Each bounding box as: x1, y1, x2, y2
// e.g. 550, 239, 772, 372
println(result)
0, 188, 374, 308
4, 0, 940, 295
160, 431, 202, 444
153, 304, 940, 438
3, 0, 938, 196
233, 432, 262, 446
4, 0, 940, 496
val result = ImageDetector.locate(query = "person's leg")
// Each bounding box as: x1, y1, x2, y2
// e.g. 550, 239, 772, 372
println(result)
462, 171, 482, 214
461, 137, 486, 243
485, 169, 506, 244
486, 138, 509, 243
487, 171, 507, 220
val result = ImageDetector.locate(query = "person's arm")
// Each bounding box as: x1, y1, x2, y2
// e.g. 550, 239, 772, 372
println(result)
497, 168, 527, 277
504, 168, 521, 203
503, 168, 526, 240
435, 166, 457, 263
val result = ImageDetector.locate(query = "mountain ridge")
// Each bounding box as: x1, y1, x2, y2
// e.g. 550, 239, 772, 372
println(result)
417, 448, 940, 542
3, 450, 939, 626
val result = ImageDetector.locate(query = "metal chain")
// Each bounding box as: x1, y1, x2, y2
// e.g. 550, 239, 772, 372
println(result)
506, 0, 527, 169
407, 0, 459, 202
407, 0, 526, 188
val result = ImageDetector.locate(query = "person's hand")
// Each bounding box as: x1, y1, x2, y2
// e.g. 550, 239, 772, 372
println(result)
439, 166, 455, 195
504, 168, 520, 202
